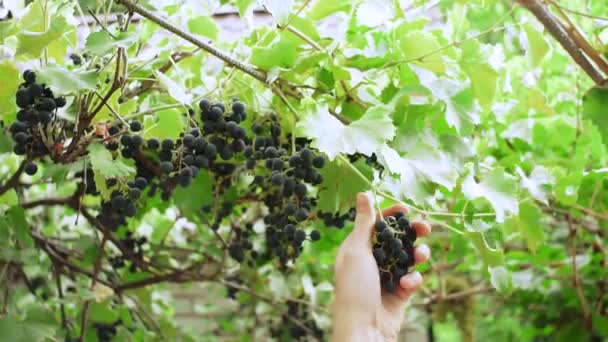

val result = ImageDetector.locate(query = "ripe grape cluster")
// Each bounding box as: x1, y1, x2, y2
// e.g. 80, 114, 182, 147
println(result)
9, 70, 66, 175
240, 115, 326, 267
97, 98, 250, 227
372, 212, 417, 292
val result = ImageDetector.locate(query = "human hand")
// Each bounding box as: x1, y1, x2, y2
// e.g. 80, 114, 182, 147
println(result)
331, 193, 431, 342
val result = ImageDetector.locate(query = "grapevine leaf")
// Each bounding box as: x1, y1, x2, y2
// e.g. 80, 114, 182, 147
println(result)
88, 143, 136, 178
488, 266, 511, 291
0, 60, 20, 119
93, 172, 112, 201
144, 108, 186, 140
85, 30, 137, 56
172, 170, 213, 215
154, 71, 192, 104
378, 143, 457, 204
7, 206, 32, 247
400, 31, 445, 73
89, 300, 120, 323
383, 129, 459, 190
317, 159, 372, 214
504, 202, 546, 253
411, 65, 479, 134
465, 230, 504, 267
460, 40, 498, 109
16, 16, 68, 58
309, 0, 351, 20
250, 32, 299, 71
515, 166, 554, 205
298, 103, 396, 160
582, 87, 608, 144
462, 166, 519, 223
188, 16, 219, 41
37, 67, 98, 95
522, 22, 550, 67
0, 305, 57, 342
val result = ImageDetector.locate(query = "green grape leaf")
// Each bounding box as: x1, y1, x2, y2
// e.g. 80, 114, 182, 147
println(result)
380, 130, 459, 191
144, 108, 186, 140
523, 22, 550, 67
0, 60, 20, 119
400, 31, 445, 73
582, 87, 608, 144
515, 166, 554, 205
309, 0, 351, 20
188, 16, 219, 41
37, 67, 98, 95
504, 202, 546, 253
89, 300, 120, 323
93, 172, 113, 201
16, 16, 68, 58
317, 159, 372, 214
154, 71, 192, 104
0, 305, 57, 342
466, 230, 505, 267
88, 143, 136, 178
7, 206, 32, 247
297, 103, 396, 160
172, 170, 213, 215
411, 65, 479, 134
462, 166, 519, 223
250, 32, 299, 70
488, 265, 511, 291
85, 31, 137, 56
460, 40, 498, 110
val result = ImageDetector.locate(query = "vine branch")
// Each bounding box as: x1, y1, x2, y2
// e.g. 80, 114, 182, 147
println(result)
517, 0, 606, 85
115, 0, 267, 84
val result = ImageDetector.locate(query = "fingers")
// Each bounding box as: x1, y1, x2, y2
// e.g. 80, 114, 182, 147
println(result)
414, 244, 431, 264
412, 221, 432, 238
350, 193, 376, 246
395, 271, 423, 301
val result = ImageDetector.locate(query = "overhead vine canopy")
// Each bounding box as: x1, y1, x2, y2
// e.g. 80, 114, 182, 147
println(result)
0, 0, 607, 341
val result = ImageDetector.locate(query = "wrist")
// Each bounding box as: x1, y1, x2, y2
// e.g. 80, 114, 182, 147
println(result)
331, 299, 382, 342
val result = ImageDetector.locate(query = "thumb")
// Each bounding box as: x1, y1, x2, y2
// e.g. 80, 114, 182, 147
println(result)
350, 192, 376, 246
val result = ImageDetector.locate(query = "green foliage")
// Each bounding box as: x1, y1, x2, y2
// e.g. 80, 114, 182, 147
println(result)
1, 0, 608, 341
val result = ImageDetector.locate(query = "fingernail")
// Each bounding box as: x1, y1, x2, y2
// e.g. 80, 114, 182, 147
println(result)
401, 271, 422, 290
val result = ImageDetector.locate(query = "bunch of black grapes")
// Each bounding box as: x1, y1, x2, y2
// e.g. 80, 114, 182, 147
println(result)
9, 70, 66, 175
97, 98, 250, 230
237, 115, 326, 267
372, 212, 417, 292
